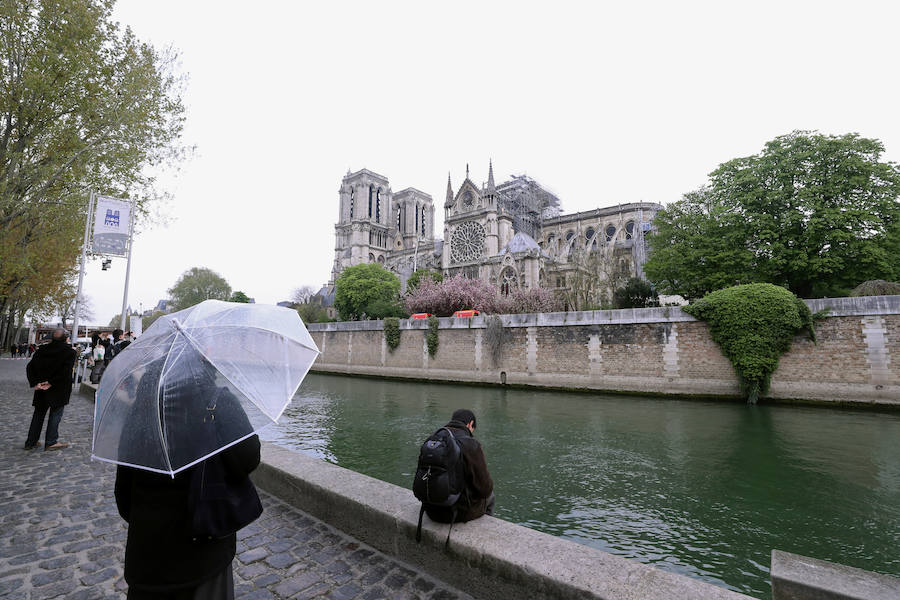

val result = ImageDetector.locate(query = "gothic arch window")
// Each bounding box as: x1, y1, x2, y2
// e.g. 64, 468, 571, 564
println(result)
377, 255, 385, 264
538, 269, 546, 288
605, 224, 616, 244
415, 205, 419, 234
349, 187, 355, 218
500, 267, 517, 296
421, 208, 426, 237
591, 238, 598, 253
396, 204, 401, 231
369, 253, 375, 263
565, 230, 575, 242
368, 185, 373, 218
625, 220, 634, 240
585, 227, 595, 242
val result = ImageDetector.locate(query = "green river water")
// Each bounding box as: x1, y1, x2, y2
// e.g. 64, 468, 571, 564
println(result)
259, 373, 900, 599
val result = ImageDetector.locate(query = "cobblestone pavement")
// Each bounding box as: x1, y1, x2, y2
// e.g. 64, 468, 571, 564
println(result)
0, 360, 472, 600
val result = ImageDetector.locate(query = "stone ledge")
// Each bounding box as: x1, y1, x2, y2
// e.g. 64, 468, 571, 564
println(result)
252, 442, 752, 600
771, 549, 900, 600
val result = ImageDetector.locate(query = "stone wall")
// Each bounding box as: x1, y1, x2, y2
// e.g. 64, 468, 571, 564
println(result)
308, 296, 900, 407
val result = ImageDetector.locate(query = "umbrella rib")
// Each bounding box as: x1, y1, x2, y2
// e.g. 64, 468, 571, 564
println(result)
155, 325, 185, 476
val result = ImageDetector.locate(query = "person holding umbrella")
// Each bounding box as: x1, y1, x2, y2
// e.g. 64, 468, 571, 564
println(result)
94, 300, 320, 599
114, 363, 262, 599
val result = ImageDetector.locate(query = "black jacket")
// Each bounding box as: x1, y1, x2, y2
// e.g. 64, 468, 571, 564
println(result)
26, 340, 76, 409
114, 434, 261, 591
426, 420, 494, 522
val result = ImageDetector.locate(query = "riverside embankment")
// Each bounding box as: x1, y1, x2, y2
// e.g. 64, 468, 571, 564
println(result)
306, 295, 900, 407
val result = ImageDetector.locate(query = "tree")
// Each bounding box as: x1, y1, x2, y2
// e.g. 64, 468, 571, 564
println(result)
168, 267, 232, 310
645, 131, 900, 299
613, 277, 659, 309
0, 0, 186, 343
229, 291, 252, 303
291, 285, 317, 305
296, 302, 329, 324
406, 269, 442, 292
334, 264, 401, 321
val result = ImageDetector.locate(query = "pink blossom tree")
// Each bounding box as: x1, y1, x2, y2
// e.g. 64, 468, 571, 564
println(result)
405, 275, 562, 316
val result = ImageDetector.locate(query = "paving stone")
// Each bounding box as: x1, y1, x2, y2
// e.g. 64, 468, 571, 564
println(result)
0, 361, 471, 600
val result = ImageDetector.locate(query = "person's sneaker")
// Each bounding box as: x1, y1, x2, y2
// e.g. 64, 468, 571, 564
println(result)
44, 442, 69, 451
23, 443, 39, 450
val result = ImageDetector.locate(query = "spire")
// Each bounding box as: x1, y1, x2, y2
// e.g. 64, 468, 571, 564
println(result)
466, 163, 470, 179
487, 159, 496, 194
444, 172, 454, 208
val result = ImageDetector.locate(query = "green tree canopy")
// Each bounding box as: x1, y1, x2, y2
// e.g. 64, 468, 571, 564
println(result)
406, 269, 443, 292
334, 264, 401, 321
0, 0, 186, 341
229, 291, 252, 303
645, 131, 900, 299
168, 267, 231, 310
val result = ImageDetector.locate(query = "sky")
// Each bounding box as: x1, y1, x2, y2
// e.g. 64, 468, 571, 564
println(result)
79, 0, 900, 326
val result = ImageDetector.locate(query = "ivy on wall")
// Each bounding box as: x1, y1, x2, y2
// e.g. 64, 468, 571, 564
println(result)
426, 315, 439, 357
683, 283, 817, 404
383, 317, 400, 352
484, 315, 508, 366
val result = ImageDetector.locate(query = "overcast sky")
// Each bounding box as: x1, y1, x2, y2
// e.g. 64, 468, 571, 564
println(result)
79, 0, 900, 326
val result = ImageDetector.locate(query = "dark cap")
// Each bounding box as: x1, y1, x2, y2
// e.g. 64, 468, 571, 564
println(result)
451, 409, 476, 429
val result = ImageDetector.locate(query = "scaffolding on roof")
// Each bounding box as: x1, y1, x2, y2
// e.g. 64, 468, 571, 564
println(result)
494, 174, 562, 239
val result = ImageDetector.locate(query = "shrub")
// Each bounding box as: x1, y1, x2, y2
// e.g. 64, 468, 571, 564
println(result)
426, 315, 439, 357
850, 280, 900, 297
613, 277, 659, 309
383, 317, 400, 352
683, 283, 815, 404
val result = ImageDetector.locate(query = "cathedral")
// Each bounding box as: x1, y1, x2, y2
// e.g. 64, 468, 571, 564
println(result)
322, 162, 663, 311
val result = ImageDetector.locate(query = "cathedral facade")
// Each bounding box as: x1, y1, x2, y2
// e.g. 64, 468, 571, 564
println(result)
326, 163, 663, 310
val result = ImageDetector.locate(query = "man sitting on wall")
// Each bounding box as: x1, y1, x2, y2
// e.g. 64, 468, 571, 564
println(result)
415, 408, 494, 534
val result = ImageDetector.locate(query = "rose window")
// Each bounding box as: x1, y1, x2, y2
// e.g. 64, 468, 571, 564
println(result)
450, 221, 485, 263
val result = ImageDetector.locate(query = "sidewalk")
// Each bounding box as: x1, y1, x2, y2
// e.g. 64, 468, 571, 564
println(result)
0, 360, 471, 600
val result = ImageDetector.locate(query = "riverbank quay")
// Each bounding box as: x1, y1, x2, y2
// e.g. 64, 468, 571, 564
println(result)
307, 295, 900, 408
0, 361, 472, 600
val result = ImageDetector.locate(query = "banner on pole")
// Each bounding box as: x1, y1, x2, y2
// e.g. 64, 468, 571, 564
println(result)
91, 196, 131, 256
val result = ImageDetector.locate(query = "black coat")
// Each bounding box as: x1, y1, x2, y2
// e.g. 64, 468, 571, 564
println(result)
114, 434, 261, 592
426, 420, 494, 523
26, 340, 76, 409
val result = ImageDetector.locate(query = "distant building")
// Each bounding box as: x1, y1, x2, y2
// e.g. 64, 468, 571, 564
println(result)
320, 162, 663, 309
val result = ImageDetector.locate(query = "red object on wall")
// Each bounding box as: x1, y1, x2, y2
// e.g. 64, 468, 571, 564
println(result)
411, 313, 432, 319
452, 310, 479, 318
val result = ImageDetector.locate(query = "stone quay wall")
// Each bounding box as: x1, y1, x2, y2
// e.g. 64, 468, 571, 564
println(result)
307, 296, 900, 407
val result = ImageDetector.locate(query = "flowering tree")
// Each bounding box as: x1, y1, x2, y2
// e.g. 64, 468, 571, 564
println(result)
405, 275, 562, 316
405, 275, 499, 316
497, 287, 562, 314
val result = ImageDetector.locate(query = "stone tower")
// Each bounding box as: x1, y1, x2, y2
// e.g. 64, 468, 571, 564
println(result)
331, 168, 393, 285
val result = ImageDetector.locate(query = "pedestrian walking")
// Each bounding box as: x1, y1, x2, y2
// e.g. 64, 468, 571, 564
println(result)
23, 328, 77, 451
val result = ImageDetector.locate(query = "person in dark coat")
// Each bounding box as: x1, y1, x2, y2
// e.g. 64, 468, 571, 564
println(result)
114, 363, 262, 599
24, 328, 77, 450
425, 409, 495, 523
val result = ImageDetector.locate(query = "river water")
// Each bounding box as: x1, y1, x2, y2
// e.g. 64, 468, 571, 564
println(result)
259, 373, 900, 599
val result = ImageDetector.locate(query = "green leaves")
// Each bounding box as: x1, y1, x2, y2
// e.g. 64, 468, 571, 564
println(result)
645, 131, 900, 299
167, 267, 231, 310
684, 283, 815, 403
334, 263, 402, 321
0, 0, 187, 322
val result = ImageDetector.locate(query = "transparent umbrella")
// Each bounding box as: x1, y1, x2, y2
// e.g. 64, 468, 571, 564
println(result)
91, 300, 320, 476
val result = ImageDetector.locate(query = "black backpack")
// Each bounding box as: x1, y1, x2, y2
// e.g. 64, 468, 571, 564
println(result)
412, 427, 465, 547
